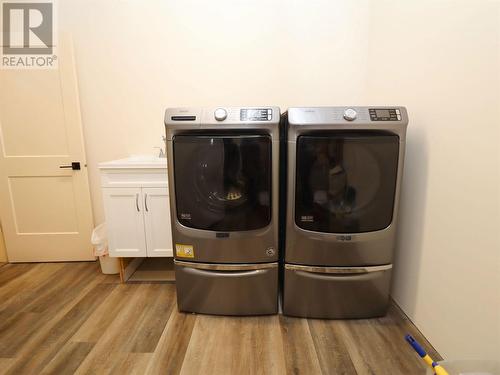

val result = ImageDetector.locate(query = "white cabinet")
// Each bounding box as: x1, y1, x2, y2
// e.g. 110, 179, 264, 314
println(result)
99, 157, 172, 258
143, 187, 172, 257
103, 188, 147, 257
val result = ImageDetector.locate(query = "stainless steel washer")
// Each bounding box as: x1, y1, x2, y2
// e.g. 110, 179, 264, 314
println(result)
283, 106, 408, 319
165, 107, 280, 315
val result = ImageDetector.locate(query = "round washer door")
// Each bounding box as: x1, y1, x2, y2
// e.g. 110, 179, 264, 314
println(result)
173, 134, 272, 231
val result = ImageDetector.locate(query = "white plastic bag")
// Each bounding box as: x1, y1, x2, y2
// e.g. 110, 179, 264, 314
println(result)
91, 223, 108, 256
91, 223, 119, 274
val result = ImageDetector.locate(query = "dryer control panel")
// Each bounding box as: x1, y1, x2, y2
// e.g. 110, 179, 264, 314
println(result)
369, 108, 402, 121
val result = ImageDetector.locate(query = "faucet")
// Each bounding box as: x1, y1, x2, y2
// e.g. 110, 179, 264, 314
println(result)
155, 147, 165, 158
154, 136, 167, 158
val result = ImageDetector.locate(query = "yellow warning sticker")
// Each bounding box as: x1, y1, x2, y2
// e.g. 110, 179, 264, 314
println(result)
176, 244, 194, 258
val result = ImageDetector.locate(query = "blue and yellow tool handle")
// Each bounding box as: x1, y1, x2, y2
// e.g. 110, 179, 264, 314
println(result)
405, 334, 449, 375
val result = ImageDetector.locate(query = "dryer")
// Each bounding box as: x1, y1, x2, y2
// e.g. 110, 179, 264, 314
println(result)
165, 107, 280, 315
283, 106, 408, 319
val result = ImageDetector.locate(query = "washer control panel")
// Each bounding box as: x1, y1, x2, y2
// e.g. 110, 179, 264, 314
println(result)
240, 108, 273, 121
369, 108, 401, 121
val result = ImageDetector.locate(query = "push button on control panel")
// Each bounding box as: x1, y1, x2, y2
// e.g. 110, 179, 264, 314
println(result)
369, 108, 401, 121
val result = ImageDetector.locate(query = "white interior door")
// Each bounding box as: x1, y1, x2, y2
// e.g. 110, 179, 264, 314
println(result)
103, 188, 147, 257
0, 34, 94, 262
143, 187, 173, 257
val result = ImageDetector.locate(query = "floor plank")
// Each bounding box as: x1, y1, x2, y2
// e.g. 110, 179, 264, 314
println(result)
0, 262, 440, 375
75, 283, 175, 374
0, 264, 107, 359
71, 284, 136, 343
181, 315, 286, 375
280, 315, 322, 375
5, 282, 116, 374
40, 342, 94, 375
336, 308, 438, 375
307, 319, 358, 375
0, 358, 15, 373
108, 353, 153, 375
0, 263, 66, 314
0, 311, 43, 357
0, 262, 32, 287
146, 307, 197, 375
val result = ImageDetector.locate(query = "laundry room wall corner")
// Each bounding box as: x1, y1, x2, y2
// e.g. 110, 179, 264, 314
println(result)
366, 0, 500, 360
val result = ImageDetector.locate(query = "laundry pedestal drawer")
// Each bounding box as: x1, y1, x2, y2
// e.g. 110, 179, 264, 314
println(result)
283, 264, 392, 319
175, 261, 278, 316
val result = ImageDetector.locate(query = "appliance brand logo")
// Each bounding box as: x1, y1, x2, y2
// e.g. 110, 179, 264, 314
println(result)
336, 235, 352, 241
1, 0, 57, 69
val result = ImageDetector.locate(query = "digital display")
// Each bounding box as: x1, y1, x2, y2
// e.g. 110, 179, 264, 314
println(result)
240, 108, 272, 121
247, 109, 267, 118
369, 108, 400, 121
375, 109, 390, 118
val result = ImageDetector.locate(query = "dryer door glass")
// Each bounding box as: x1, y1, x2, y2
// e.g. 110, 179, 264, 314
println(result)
173, 134, 272, 231
295, 132, 399, 233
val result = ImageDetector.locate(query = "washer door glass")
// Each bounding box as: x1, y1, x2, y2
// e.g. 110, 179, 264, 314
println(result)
173, 134, 272, 231
295, 132, 399, 233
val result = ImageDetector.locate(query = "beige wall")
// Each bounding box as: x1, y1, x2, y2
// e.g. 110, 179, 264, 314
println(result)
57, 0, 499, 359
59, 0, 372, 225
366, 1, 500, 360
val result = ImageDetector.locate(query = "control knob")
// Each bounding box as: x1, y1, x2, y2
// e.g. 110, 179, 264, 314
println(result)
343, 108, 357, 121
214, 108, 227, 121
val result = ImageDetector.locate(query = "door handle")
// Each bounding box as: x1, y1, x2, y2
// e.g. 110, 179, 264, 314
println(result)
186, 267, 264, 278
175, 260, 277, 271
285, 264, 392, 274
59, 162, 81, 170
144, 193, 148, 212
135, 193, 140, 212
295, 270, 378, 282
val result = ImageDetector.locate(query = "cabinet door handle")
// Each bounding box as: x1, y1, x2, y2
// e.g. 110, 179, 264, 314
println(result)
144, 193, 149, 212
135, 193, 140, 212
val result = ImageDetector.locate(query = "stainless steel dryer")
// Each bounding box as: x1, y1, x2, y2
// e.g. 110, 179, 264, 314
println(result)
165, 107, 280, 315
283, 106, 408, 319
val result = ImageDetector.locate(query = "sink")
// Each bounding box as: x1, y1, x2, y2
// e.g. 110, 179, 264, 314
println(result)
128, 154, 165, 162
98, 155, 167, 169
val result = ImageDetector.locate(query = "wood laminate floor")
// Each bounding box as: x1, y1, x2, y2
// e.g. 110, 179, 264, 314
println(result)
0, 261, 440, 375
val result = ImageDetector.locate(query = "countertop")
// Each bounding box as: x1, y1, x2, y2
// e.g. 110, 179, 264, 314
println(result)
98, 155, 167, 169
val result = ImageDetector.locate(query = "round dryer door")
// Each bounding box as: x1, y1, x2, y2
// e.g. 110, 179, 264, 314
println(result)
295, 131, 399, 233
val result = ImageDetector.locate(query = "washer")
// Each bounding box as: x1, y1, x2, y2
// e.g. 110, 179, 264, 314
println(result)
165, 107, 280, 315
283, 106, 408, 319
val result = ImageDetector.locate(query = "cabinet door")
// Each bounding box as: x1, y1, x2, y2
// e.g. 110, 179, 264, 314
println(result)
143, 187, 173, 257
102, 188, 146, 257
